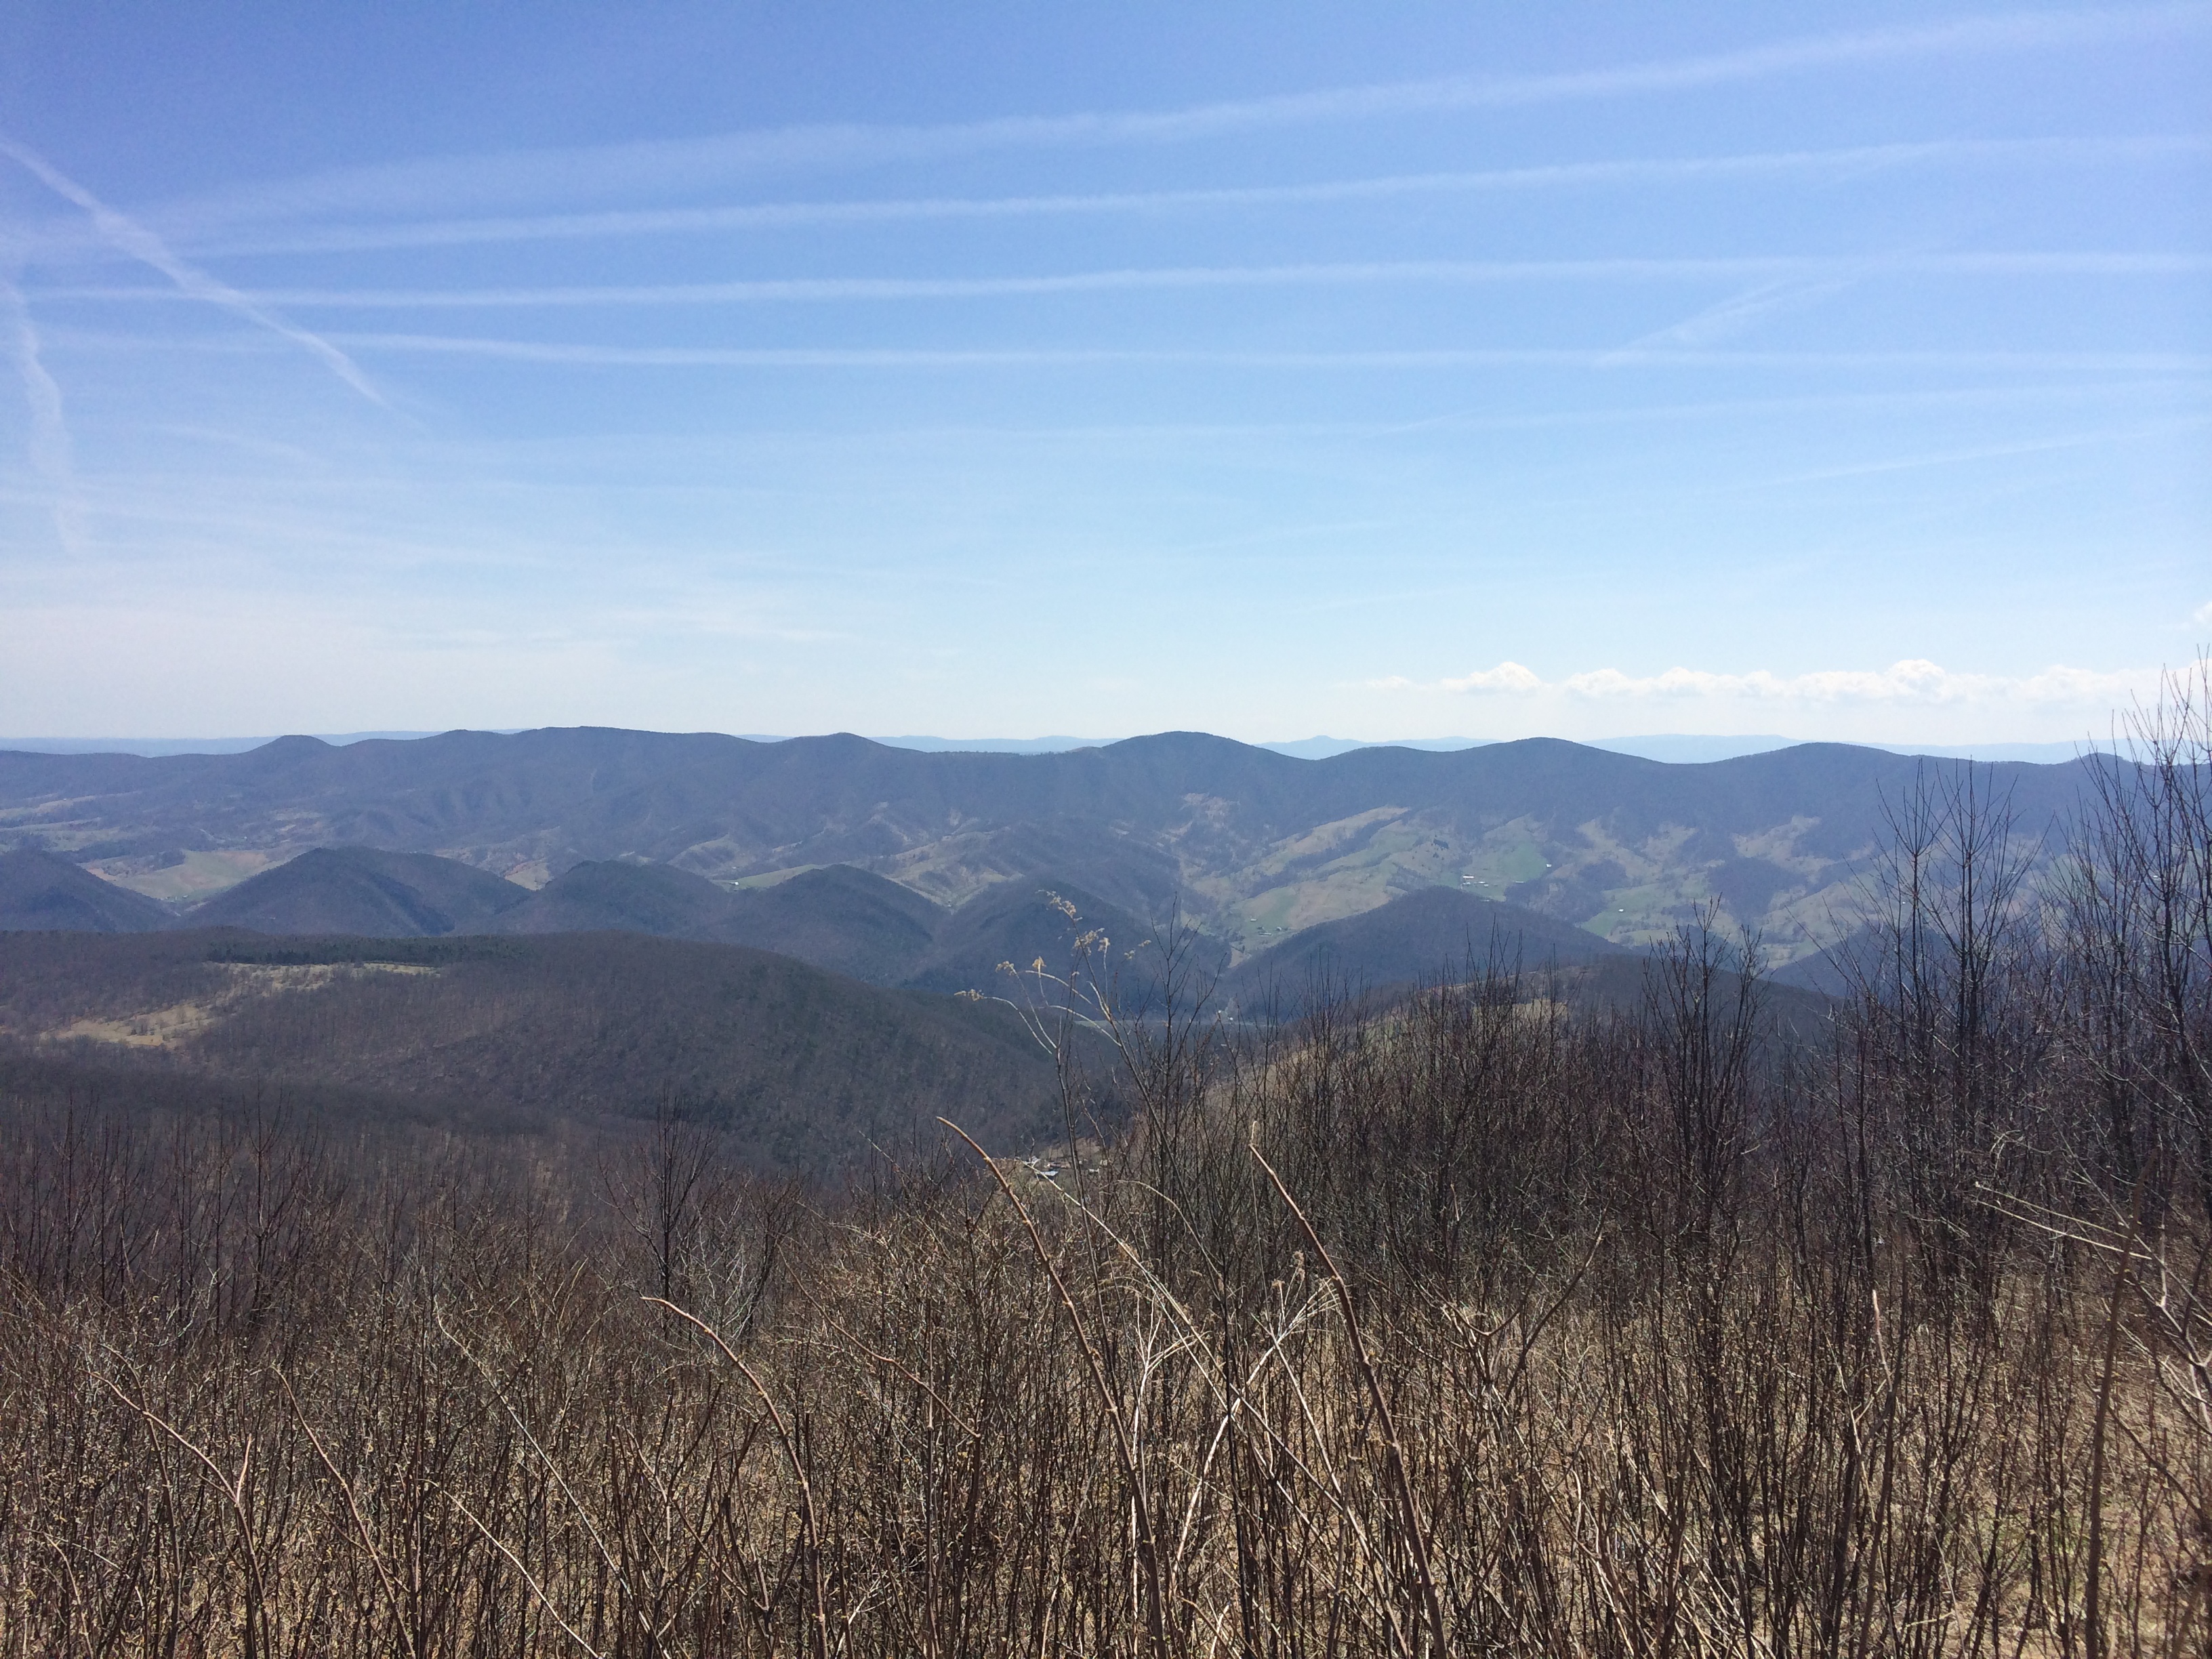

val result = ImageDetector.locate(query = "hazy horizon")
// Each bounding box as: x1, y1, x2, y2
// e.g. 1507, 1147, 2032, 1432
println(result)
0, 724, 2125, 767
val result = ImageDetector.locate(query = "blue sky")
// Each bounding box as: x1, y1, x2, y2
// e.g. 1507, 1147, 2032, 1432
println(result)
0, 2, 2205, 743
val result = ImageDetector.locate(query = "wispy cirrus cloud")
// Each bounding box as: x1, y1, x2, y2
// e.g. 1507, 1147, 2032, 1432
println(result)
1605, 277, 1857, 359
144, 5, 2212, 229
1382, 659, 2148, 706
49, 252, 2212, 311
0, 136, 384, 405
129, 135, 2210, 260
1734, 418, 2211, 487
54, 331, 2212, 376
0, 275, 87, 554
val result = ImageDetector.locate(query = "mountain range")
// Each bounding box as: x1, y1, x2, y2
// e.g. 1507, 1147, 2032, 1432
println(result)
1, 726, 2106, 966
5, 722, 1983, 1174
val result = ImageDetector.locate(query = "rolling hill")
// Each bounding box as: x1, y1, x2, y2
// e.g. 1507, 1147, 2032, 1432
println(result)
714, 864, 944, 985
185, 845, 533, 937
899, 877, 1178, 998
487, 856, 738, 937
1220, 886, 1633, 1008
0, 847, 171, 932
148, 846, 1162, 1000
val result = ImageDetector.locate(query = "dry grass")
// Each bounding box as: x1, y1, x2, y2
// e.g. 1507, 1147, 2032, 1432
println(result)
1, 953, 2205, 1657
41, 962, 437, 1049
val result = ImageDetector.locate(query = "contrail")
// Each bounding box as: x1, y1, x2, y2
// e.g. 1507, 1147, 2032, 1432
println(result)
152, 136, 2212, 260
0, 274, 88, 554
146, 3, 2212, 228
0, 136, 384, 405
52, 252, 2212, 310
270, 336, 2211, 373
1603, 279, 1857, 363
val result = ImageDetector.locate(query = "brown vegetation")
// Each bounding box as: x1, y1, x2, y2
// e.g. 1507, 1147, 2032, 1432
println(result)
3, 670, 2209, 1656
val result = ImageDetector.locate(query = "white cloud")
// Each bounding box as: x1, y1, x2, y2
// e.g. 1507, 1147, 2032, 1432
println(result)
1404, 659, 2146, 706
2194, 599, 2212, 627
1439, 661, 1546, 693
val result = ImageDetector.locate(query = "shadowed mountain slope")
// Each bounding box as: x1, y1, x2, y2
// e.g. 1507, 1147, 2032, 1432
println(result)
1222, 886, 1633, 1006
184, 846, 532, 937
0, 848, 171, 933
715, 865, 943, 986
0, 929, 1071, 1173
1, 726, 2110, 963
1769, 927, 1881, 998
484, 860, 1138, 996
1565, 952, 1839, 1044
84, 838, 1156, 1002
487, 857, 737, 937
901, 878, 1181, 998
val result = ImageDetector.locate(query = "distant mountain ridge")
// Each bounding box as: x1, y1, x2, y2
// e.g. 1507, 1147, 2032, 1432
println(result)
5, 731, 2112, 765
0, 727, 2111, 964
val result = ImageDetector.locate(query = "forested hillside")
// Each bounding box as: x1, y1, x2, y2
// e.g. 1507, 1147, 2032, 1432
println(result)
0, 928, 1074, 1172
